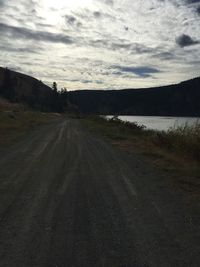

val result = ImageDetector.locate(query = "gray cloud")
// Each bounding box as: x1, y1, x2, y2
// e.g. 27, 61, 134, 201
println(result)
87, 36, 155, 55
0, 0, 4, 7
0, 22, 73, 44
35, 22, 53, 28
152, 51, 175, 60
64, 15, 82, 27
81, 79, 103, 84
93, 11, 101, 18
176, 34, 199, 47
0, 45, 40, 54
96, 0, 114, 6
65, 15, 76, 24
71, 8, 116, 24
82, 79, 93, 83
106, 0, 114, 5
113, 66, 160, 78
185, 0, 200, 4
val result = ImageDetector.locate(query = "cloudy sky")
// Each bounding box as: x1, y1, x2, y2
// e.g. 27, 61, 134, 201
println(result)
0, 0, 200, 90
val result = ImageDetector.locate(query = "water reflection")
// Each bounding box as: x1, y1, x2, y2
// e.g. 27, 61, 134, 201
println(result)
106, 116, 200, 131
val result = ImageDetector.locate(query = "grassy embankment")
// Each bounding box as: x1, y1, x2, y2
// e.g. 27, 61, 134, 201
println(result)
0, 98, 60, 146
83, 115, 200, 195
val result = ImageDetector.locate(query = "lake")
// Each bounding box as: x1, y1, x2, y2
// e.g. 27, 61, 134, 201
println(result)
106, 115, 200, 131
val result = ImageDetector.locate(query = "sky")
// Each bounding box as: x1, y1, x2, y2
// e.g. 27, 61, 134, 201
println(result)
0, 0, 200, 90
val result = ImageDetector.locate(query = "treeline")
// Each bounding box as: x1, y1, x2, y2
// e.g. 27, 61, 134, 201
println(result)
0, 68, 68, 112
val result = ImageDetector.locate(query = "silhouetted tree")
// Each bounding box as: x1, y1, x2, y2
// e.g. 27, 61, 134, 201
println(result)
52, 82, 58, 93
50, 81, 62, 112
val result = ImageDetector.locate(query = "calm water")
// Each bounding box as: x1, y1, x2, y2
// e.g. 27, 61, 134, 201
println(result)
106, 115, 200, 131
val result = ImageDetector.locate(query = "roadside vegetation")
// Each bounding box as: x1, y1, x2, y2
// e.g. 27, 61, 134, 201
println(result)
83, 116, 200, 188
84, 115, 200, 161
153, 122, 200, 161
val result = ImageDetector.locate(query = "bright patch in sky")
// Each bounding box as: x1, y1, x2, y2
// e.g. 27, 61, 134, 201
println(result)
40, 0, 94, 25
42, 0, 93, 10
0, 0, 199, 90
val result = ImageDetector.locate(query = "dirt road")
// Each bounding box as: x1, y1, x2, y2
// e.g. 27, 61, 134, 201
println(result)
0, 118, 199, 267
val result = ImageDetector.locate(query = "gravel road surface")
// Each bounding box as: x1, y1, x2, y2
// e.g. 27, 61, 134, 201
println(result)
0, 118, 199, 266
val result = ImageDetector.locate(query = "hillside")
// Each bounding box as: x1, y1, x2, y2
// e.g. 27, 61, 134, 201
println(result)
68, 77, 200, 116
0, 67, 68, 112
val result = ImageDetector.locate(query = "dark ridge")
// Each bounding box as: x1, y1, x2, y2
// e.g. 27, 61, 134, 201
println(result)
68, 77, 200, 116
0, 66, 199, 116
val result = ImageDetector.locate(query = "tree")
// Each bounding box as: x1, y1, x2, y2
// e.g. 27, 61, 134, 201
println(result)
52, 82, 58, 93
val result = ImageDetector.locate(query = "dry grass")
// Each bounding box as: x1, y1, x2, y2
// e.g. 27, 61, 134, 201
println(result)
0, 110, 59, 146
153, 122, 200, 161
0, 97, 61, 146
0, 97, 25, 112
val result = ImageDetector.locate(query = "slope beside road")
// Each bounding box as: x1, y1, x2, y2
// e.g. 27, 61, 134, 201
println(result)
0, 118, 199, 267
